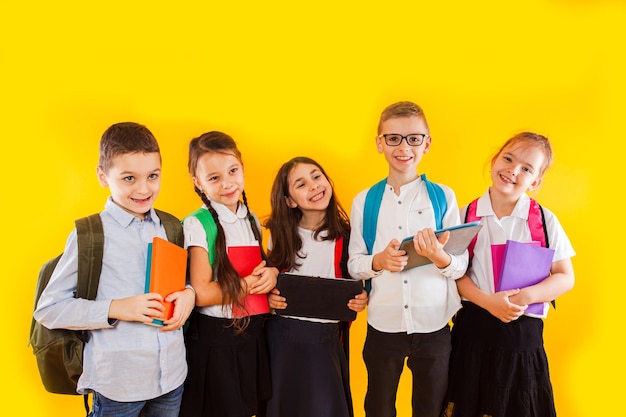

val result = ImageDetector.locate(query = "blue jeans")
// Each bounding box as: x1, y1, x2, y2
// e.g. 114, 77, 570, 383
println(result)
89, 384, 184, 417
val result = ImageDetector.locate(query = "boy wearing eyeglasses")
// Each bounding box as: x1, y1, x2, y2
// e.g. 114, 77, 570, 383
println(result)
348, 101, 468, 417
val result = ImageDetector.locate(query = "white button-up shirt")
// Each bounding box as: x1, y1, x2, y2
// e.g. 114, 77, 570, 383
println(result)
348, 177, 467, 334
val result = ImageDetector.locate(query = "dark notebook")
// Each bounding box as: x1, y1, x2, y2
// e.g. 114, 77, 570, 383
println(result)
275, 273, 363, 321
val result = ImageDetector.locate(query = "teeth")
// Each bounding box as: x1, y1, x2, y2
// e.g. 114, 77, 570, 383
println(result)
310, 191, 324, 202
500, 174, 515, 184
396, 156, 412, 161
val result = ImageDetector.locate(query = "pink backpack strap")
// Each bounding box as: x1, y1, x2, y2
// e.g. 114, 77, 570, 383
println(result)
528, 198, 548, 248
465, 198, 480, 259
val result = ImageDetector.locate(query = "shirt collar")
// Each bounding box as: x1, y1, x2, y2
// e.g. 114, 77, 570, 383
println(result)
479, 189, 530, 220
205, 200, 248, 224
386, 176, 420, 195
105, 196, 159, 228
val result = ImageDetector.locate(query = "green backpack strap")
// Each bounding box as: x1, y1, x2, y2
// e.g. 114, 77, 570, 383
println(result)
155, 209, 184, 248
185, 208, 217, 266
75, 214, 104, 300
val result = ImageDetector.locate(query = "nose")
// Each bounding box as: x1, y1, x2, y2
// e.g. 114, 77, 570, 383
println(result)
137, 179, 149, 194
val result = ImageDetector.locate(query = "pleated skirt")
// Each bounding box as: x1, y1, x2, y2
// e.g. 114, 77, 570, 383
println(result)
179, 313, 271, 417
265, 315, 354, 417
445, 302, 556, 417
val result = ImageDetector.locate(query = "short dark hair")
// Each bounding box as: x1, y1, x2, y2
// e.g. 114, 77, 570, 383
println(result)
98, 122, 160, 173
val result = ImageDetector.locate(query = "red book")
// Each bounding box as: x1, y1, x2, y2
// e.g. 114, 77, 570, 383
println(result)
145, 237, 188, 326
228, 246, 270, 317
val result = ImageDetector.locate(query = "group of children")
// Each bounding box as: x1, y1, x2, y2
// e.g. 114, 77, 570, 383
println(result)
34, 101, 575, 417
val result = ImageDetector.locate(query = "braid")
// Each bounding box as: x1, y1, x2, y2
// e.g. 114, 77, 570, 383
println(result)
194, 186, 250, 332
241, 190, 268, 262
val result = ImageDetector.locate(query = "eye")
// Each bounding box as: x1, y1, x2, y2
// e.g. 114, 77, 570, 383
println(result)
295, 182, 305, 189
230, 166, 239, 175
208, 175, 219, 182
503, 156, 513, 163
387, 135, 401, 144
123, 176, 135, 182
407, 135, 423, 145
522, 166, 533, 174
148, 173, 159, 180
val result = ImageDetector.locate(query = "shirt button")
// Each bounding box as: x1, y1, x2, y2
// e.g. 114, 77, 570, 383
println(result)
404, 280, 408, 284
418, 210, 422, 215
398, 201, 402, 204
398, 226, 402, 230
404, 305, 408, 309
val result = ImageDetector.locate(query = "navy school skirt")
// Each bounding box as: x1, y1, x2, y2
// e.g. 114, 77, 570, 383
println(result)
179, 312, 271, 417
265, 315, 354, 417
445, 301, 556, 417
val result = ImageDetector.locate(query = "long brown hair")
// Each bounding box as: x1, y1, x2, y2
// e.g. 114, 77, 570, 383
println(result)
188, 131, 265, 331
265, 156, 350, 271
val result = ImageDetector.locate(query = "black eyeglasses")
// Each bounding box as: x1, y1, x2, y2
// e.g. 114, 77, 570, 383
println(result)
378, 133, 429, 147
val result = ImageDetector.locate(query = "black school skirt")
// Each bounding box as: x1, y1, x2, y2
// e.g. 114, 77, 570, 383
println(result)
265, 315, 354, 417
445, 302, 556, 417
179, 313, 271, 417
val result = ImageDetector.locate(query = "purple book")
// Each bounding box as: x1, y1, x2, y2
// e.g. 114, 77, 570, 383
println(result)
497, 240, 555, 317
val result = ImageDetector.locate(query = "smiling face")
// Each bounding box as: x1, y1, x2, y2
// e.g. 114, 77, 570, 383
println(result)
97, 151, 161, 219
376, 115, 431, 178
192, 151, 244, 213
285, 162, 333, 215
490, 142, 546, 200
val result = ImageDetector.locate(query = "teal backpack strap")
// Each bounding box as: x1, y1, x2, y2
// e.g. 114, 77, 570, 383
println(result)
155, 209, 184, 248
185, 208, 218, 266
362, 175, 446, 294
363, 179, 387, 295
420, 173, 447, 231
363, 178, 387, 255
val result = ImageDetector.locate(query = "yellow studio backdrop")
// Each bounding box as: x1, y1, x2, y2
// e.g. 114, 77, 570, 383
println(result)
1, 1, 623, 416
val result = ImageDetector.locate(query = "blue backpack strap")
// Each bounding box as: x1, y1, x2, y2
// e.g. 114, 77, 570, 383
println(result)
420, 173, 447, 231
185, 208, 218, 267
362, 175, 446, 294
362, 179, 387, 294
363, 178, 387, 255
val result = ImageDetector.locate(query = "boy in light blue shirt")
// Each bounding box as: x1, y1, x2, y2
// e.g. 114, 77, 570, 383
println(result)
34, 122, 195, 417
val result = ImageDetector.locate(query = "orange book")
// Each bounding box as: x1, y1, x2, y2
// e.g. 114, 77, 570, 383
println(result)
145, 237, 188, 326
228, 246, 270, 317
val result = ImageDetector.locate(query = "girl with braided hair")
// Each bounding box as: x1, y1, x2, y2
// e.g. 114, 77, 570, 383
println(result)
179, 131, 276, 417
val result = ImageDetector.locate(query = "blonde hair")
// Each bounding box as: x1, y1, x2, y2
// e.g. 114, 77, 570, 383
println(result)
378, 101, 429, 134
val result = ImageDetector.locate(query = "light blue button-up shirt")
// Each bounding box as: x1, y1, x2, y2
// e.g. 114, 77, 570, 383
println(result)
34, 198, 187, 401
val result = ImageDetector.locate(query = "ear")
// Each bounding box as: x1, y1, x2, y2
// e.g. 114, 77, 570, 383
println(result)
285, 195, 298, 208
528, 177, 543, 191
192, 176, 203, 193
423, 135, 432, 154
375, 135, 384, 154
96, 166, 109, 188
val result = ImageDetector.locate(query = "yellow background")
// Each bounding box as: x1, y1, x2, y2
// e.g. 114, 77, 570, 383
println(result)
1, 1, 622, 416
